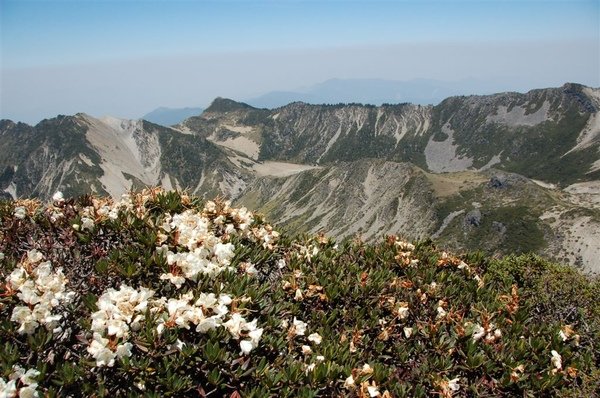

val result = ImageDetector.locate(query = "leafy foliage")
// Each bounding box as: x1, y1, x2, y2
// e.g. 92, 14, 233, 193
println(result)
0, 189, 598, 397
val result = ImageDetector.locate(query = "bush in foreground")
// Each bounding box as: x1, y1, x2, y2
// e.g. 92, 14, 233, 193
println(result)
0, 189, 598, 397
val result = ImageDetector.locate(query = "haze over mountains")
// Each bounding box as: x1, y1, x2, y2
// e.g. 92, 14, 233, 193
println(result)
141, 78, 518, 126
2, 83, 600, 271
142, 107, 204, 126
245, 78, 508, 109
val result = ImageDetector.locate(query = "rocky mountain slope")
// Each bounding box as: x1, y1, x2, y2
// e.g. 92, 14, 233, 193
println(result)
235, 160, 600, 272
2, 83, 599, 271
0, 114, 249, 201
181, 83, 600, 185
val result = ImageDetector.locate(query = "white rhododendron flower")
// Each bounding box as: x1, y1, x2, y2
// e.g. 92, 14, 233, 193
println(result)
551, 350, 562, 370
292, 318, 308, 336
448, 377, 460, 392
308, 333, 322, 345
239, 340, 254, 356
159, 273, 186, 289
436, 305, 447, 319
14, 206, 27, 219
213, 242, 235, 265
367, 385, 380, 397
344, 375, 355, 389
559, 330, 568, 341
116, 342, 133, 359
472, 324, 486, 341
559, 325, 576, 342
466, 322, 502, 344
81, 217, 95, 231
18, 385, 38, 398
397, 304, 410, 319
0, 366, 41, 398
361, 364, 374, 374
241, 262, 258, 276
437, 376, 460, 396
8, 268, 27, 289
0, 378, 18, 397
27, 250, 44, 263
52, 191, 64, 203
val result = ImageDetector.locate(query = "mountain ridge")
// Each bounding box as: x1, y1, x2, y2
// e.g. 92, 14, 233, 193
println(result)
2, 82, 600, 271
179, 82, 600, 185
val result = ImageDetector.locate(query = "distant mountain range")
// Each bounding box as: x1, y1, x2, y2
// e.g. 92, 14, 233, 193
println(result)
142, 107, 203, 126
244, 78, 506, 108
2, 83, 600, 271
141, 78, 504, 124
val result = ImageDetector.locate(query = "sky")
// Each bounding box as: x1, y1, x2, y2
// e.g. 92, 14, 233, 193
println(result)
1, 0, 599, 124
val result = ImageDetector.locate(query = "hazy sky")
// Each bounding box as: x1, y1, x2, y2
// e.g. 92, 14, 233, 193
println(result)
1, 0, 599, 124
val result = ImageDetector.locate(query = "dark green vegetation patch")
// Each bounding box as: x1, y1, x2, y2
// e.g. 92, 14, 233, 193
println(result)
1, 190, 599, 397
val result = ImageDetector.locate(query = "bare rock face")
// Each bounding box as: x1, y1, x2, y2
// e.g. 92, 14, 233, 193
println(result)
465, 209, 482, 227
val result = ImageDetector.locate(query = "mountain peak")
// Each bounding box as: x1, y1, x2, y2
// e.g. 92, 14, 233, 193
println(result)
204, 97, 255, 113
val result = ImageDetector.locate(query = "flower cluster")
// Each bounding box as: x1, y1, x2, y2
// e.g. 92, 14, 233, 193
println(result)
6, 250, 75, 335
204, 199, 280, 248
204, 200, 252, 235
157, 209, 236, 287
0, 366, 41, 398
154, 291, 227, 335
157, 200, 279, 288
293, 243, 319, 263
223, 312, 263, 355
88, 285, 264, 367
393, 238, 419, 267
279, 317, 325, 373
465, 321, 502, 343
88, 284, 154, 367
344, 364, 391, 397
153, 291, 262, 355
65, 189, 171, 230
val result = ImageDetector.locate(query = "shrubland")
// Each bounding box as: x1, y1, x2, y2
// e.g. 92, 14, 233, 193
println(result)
0, 189, 598, 397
